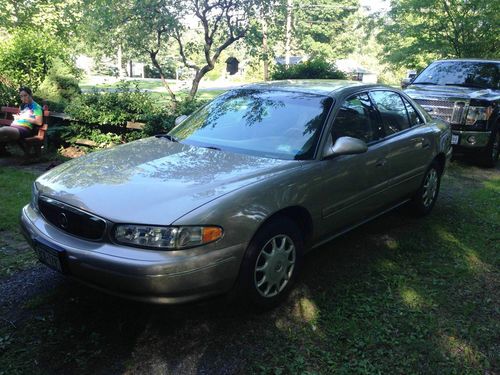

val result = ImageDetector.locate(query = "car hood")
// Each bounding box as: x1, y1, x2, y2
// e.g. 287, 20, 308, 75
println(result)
37, 137, 299, 224
405, 84, 500, 101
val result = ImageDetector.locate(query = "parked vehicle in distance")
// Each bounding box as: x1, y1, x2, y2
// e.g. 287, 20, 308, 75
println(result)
405, 59, 500, 167
21, 81, 452, 308
401, 70, 418, 89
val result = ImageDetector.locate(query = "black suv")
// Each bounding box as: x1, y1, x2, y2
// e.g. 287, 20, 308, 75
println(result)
405, 59, 499, 167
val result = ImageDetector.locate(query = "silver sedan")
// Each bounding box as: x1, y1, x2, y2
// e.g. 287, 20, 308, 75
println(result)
21, 81, 452, 308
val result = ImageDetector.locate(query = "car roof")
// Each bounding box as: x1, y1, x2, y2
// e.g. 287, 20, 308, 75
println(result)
431, 58, 500, 64
239, 80, 391, 97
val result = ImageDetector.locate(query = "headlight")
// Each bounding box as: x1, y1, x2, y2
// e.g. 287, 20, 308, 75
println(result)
31, 182, 39, 211
113, 224, 223, 250
465, 106, 493, 125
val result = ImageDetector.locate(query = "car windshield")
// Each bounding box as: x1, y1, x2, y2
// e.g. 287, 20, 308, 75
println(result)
413, 61, 500, 90
169, 89, 334, 160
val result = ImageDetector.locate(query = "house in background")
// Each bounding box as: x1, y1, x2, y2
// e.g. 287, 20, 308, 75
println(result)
275, 56, 308, 66
335, 59, 378, 83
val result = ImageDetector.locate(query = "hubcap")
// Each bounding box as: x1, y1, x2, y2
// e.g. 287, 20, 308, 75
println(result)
254, 234, 296, 298
422, 168, 438, 208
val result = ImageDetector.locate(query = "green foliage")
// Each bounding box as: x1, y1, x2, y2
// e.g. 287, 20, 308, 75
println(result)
293, 0, 360, 59
144, 62, 176, 79
63, 81, 207, 148
0, 75, 18, 106
1, 0, 83, 43
0, 30, 64, 91
377, 0, 500, 68
0, 167, 35, 232
37, 58, 83, 111
271, 58, 346, 80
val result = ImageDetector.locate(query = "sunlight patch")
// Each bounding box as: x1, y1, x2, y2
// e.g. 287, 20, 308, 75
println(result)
293, 297, 319, 324
400, 287, 424, 309
435, 227, 490, 273
441, 335, 484, 367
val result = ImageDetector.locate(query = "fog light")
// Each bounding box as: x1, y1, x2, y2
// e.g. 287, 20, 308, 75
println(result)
467, 136, 476, 145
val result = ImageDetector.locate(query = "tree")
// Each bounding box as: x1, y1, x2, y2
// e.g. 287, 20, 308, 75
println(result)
0, 0, 83, 42
0, 30, 64, 90
293, 0, 360, 59
82, 0, 259, 103
377, 0, 500, 69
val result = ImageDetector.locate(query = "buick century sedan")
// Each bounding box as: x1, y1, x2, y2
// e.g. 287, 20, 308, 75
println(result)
21, 81, 452, 308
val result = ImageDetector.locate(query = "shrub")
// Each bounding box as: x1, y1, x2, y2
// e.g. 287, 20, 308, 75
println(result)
37, 58, 82, 111
62, 82, 208, 148
0, 29, 64, 91
271, 58, 346, 80
0, 75, 18, 106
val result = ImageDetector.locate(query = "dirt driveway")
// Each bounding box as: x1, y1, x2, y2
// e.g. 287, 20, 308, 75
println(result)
1, 158, 499, 375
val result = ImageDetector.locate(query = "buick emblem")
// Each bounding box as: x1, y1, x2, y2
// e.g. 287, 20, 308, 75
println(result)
58, 212, 69, 229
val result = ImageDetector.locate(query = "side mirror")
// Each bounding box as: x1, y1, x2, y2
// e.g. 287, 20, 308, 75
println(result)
401, 78, 413, 89
175, 115, 188, 126
324, 136, 368, 158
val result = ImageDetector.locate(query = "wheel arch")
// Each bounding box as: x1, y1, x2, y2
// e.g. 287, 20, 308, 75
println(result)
254, 205, 314, 247
433, 152, 446, 175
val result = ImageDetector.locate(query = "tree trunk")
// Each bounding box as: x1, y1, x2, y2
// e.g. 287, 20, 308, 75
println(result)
149, 51, 177, 106
285, 0, 293, 67
262, 18, 269, 81
189, 66, 212, 100
117, 44, 123, 78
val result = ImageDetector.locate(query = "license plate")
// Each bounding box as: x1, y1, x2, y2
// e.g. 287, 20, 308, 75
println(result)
451, 134, 459, 145
34, 242, 64, 273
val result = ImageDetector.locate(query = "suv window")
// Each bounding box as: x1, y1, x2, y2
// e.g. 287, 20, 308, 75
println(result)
331, 93, 382, 144
370, 91, 411, 136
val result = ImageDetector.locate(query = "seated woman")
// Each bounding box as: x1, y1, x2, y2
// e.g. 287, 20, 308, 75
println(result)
0, 87, 43, 155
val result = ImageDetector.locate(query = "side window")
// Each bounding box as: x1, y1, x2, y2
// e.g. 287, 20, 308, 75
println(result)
370, 91, 411, 136
401, 96, 423, 127
331, 93, 382, 144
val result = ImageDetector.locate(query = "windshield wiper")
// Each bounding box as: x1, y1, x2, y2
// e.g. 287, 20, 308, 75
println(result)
155, 134, 178, 142
444, 83, 489, 90
412, 81, 438, 85
203, 146, 221, 151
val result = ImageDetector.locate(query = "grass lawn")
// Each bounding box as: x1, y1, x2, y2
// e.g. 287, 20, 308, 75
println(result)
0, 168, 38, 278
0, 161, 498, 374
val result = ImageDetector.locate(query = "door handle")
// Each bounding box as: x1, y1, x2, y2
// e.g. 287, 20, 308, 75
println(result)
422, 142, 431, 149
375, 158, 387, 167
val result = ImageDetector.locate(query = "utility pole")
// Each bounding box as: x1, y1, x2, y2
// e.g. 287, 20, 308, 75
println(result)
262, 18, 269, 80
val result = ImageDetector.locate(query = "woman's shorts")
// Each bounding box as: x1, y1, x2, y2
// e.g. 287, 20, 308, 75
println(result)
11, 125, 33, 139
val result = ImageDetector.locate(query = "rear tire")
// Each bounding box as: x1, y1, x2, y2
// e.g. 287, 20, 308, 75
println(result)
409, 161, 442, 216
237, 216, 303, 310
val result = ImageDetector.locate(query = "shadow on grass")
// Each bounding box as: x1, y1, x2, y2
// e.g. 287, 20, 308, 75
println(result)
1, 164, 498, 375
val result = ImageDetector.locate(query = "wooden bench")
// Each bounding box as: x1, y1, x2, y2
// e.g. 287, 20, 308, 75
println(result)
0, 102, 50, 156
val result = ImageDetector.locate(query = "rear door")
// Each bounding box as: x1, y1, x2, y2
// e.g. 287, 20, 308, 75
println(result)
369, 90, 433, 199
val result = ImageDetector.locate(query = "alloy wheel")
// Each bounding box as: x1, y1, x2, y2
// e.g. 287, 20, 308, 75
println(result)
422, 168, 438, 208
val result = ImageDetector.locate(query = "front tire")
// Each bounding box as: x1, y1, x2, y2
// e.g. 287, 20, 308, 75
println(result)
237, 216, 303, 309
409, 161, 442, 216
479, 130, 499, 168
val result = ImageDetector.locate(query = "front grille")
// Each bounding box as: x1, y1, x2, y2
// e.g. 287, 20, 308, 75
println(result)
38, 197, 107, 240
414, 98, 469, 124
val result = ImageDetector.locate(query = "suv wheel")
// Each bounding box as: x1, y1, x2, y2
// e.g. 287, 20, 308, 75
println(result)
238, 216, 303, 309
409, 161, 441, 216
480, 130, 499, 168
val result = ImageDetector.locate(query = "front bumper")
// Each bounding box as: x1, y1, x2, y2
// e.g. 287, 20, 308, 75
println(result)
20, 204, 245, 304
452, 130, 491, 149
